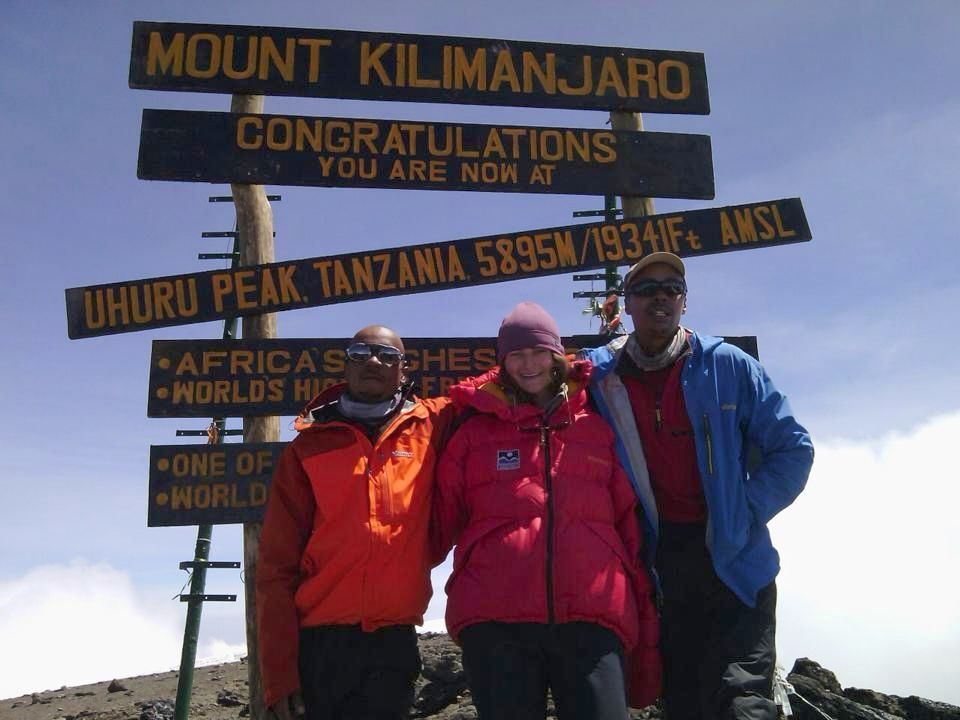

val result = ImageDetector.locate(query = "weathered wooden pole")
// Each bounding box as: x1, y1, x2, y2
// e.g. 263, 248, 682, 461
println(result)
231, 92, 277, 720
610, 111, 656, 220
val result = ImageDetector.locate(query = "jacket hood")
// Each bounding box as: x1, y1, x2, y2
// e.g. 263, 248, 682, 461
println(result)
449, 360, 593, 423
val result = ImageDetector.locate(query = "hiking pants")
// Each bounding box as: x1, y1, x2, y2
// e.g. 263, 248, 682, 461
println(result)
298, 624, 421, 720
656, 522, 778, 720
460, 621, 629, 720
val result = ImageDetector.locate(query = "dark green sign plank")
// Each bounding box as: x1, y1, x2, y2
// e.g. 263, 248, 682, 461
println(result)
137, 109, 715, 199
148, 335, 759, 419
130, 21, 709, 114
65, 198, 810, 339
148, 442, 285, 527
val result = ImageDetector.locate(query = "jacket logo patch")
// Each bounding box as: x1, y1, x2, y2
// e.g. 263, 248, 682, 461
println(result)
721, 403, 737, 411
392, 450, 414, 458
496, 449, 520, 470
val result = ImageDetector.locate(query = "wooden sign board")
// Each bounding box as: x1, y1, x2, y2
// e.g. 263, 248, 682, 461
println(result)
148, 442, 284, 527
130, 21, 709, 114
137, 109, 715, 199
147, 336, 757, 526
148, 335, 759, 418
65, 198, 810, 339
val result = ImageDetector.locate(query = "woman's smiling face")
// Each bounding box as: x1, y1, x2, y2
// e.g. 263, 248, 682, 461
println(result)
503, 347, 555, 404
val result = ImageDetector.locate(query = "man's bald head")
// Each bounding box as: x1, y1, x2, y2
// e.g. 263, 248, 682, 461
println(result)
352, 325, 405, 354
344, 325, 407, 402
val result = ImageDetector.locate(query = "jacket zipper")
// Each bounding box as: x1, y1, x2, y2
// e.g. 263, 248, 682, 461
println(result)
541, 423, 556, 624
702, 413, 714, 475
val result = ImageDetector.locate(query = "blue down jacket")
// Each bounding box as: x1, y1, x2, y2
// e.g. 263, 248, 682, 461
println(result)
581, 332, 814, 607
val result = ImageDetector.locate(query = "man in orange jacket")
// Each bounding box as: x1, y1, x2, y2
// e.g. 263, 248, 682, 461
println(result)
256, 325, 456, 720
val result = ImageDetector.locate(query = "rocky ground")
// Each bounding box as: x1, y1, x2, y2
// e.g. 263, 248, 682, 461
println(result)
2, 634, 957, 720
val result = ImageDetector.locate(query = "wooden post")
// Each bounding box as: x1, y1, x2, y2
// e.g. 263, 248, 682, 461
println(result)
610, 111, 656, 220
231, 93, 277, 720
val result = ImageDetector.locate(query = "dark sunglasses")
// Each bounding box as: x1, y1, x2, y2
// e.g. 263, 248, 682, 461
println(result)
345, 342, 405, 366
625, 279, 687, 298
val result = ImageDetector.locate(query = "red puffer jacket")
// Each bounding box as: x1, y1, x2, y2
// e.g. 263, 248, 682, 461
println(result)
433, 361, 660, 707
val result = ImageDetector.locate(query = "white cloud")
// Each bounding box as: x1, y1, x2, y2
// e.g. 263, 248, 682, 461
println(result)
197, 639, 248, 666
774, 410, 960, 704
0, 560, 242, 700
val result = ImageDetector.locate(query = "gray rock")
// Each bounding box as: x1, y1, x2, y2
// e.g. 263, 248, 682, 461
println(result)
792, 658, 844, 694
136, 699, 174, 720
217, 690, 245, 708
106, 679, 127, 694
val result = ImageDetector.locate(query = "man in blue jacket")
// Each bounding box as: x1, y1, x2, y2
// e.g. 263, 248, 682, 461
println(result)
580, 252, 813, 720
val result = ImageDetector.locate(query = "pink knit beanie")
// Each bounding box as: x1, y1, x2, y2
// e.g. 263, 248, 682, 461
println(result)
496, 302, 564, 364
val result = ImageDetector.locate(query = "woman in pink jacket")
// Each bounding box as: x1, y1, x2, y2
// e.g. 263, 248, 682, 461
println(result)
433, 302, 660, 720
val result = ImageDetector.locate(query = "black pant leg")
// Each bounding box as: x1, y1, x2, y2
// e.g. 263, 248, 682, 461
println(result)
298, 625, 421, 720
703, 581, 777, 720
299, 626, 356, 720
460, 622, 548, 720
656, 524, 712, 720
656, 523, 778, 720
342, 625, 421, 720
546, 623, 629, 720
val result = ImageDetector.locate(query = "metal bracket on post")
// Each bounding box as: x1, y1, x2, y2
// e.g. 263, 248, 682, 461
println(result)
573, 290, 620, 299
208, 195, 282, 203
179, 561, 241, 570
572, 208, 623, 218
176, 429, 243, 437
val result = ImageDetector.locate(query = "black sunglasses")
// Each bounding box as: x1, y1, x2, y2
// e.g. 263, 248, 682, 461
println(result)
625, 279, 687, 298
346, 342, 405, 366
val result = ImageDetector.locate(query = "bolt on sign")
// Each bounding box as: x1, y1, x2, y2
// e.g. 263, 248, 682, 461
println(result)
148, 335, 759, 419
65, 198, 810, 339
129, 22, 709, 114
137, 109, 714, 199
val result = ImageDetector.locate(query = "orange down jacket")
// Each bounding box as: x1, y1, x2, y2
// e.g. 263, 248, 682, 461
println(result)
256, 384, 455, 708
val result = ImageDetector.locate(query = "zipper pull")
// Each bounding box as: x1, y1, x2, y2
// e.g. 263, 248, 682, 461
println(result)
655, 403, 663, 431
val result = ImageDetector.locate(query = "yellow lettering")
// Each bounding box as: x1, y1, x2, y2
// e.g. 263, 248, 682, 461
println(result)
453, 47, 486, 90
627, 59, 657, 98
212, 273, 233, 312
360, 41, 392, 86
595, 57, 627, 97
489, 50, 521, 92
297, 38, 332, 82
375, 254, 395, 290
522, 52, 556, 93
175, 353, 199, 376
223, 35, 257, 79
557, 56, 592, 95
719, 212, 738, 246
658, 60, 690, 100
259, 36, 295, 81
185, 33, 221, 79
407, 44, 440, 88
294, 351, 317, 374
147, 32, 184, 76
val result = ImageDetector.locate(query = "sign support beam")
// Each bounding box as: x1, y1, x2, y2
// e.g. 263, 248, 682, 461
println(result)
232, 91, 277, 720
173, 204, 242, 720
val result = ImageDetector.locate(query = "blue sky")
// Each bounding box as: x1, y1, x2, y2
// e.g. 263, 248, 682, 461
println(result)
2, 0, 958, 704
